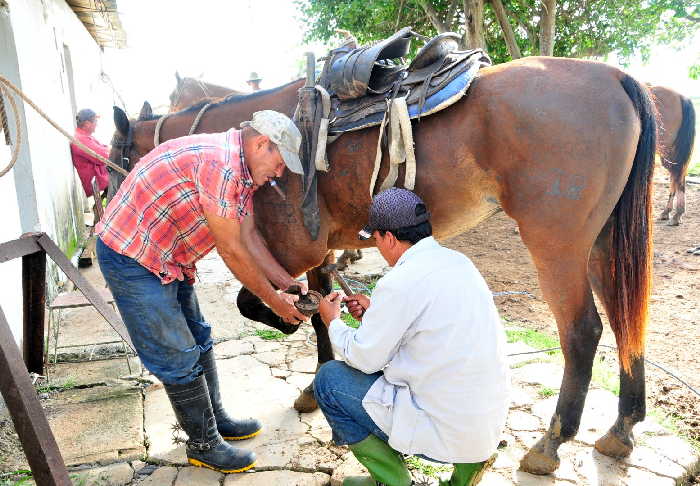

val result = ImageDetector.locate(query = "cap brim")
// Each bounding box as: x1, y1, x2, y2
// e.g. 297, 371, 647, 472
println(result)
358, 225, 373, 240
280, 147, 304, 175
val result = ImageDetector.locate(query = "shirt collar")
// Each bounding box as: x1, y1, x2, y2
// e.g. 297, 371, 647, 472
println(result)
233, 129, 254, 188
394, 236, 439, 267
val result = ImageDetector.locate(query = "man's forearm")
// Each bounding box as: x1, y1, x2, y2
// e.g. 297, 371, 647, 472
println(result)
243, 225, 295, 290
217, 243, 280, 306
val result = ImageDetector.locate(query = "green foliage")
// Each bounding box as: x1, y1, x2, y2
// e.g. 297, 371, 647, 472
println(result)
35, 377, 78, 394
255, 329, 287, 341
690, 64, 700, 80
405, 455, 452, 477
297, 0, 700, 64
0, 470, 32, 486
537, 386, 557, 398
505, 328, 561, 355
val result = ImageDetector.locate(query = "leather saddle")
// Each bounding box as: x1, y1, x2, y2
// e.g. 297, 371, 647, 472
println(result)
321, 29, 490, 134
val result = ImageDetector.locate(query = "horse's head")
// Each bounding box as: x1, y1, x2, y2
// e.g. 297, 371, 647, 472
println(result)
109, 102, 155, 173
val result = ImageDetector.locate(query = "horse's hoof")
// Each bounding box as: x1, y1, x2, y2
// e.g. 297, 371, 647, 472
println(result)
520, 438, 560, 475
668, 217, 681, 226
594, 429, 634, 458
293, 389, 318, 413
657, 212, 670, 221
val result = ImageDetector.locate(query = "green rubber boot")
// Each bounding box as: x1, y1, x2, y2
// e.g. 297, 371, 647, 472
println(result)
343, 435, 412, 486
439, 454, 497, 486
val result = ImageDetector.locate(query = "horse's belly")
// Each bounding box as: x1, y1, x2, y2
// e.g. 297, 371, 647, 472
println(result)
433, 197, 501, 240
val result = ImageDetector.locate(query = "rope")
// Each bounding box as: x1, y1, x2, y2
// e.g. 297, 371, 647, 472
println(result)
188, 103, 213, 135
0, 78, 21, 177
507, 343, 700, 398
154, 113, 171, 147
0, 75, 128, 177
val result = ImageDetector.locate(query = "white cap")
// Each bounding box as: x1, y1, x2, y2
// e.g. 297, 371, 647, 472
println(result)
241, 110, 303, 175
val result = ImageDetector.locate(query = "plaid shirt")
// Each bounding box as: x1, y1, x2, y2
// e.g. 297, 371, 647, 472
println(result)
96, 129, 255, 284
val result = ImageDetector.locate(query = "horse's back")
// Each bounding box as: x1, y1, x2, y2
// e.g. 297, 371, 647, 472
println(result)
649, 85, 684, 152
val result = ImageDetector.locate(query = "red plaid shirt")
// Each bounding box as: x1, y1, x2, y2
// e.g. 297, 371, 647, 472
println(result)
96, 129, 255, 284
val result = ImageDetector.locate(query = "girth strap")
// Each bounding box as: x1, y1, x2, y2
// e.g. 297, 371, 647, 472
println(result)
369, 96, 417, 196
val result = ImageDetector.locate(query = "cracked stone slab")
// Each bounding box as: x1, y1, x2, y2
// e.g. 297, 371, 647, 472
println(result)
214, 340, 254, 358
46, 385, 144, 466
174, 466, 223, 485
330, 452, 367, 485
137, 466, 178, 485
70, 462, 134, 485
507, 409, 542, 431
49, 357, 141, 387
641, 434, 700, 471
511, 362, 564, 389
288, 355, 318, 373
224, 470, 331, 485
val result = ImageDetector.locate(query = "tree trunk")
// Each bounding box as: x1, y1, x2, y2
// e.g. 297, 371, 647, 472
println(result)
489, 0, 522, 58
463, 0, 485, 48
417, 0, 449, 33
539, 0, 557, 56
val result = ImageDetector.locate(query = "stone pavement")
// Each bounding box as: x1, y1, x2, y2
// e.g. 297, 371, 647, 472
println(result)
4, 249, 698, 485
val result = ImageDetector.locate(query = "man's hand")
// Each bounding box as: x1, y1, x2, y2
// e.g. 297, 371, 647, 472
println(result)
270, 294, 309, 325
342, 294, 370, 321
319, 291, 343, 327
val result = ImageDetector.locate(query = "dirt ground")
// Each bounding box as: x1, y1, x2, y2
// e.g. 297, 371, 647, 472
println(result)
444, 169, 700, 446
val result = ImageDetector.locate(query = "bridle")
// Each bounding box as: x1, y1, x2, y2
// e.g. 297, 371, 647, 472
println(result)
112, 121, 134, 173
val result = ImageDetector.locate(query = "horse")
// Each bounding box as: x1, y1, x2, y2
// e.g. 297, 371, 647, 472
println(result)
168, 72, 247, 112
109, 56, 655, 476
649, 85, 696, 226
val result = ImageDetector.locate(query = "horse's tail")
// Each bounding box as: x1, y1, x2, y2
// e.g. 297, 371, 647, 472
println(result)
608, 75, 656, 374
667, 94, 696, 180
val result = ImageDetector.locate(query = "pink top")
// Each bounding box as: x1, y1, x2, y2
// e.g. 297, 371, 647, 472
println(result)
70, 127, 110, 197
96, 129, 255, 284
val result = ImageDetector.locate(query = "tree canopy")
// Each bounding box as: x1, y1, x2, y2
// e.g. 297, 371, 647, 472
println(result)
296, 0, 699, 65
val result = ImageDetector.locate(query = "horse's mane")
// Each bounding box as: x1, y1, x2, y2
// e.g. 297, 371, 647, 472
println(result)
173, 78, 304, 116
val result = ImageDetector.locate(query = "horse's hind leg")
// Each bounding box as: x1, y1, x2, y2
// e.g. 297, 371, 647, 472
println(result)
670, 179, 685, 226
588, 222, 646, 457
519, 240, 603, 475
293, 253, 336, 413
657, 177, 675, 221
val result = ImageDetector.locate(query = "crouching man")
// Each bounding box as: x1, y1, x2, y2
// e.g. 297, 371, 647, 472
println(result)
316, 188, 510, 486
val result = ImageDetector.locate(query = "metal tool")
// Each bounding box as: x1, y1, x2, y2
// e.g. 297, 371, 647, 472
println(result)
319, 263, 354, 295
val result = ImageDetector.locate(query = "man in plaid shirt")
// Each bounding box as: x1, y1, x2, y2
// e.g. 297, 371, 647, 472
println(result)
96, 110, 308, 474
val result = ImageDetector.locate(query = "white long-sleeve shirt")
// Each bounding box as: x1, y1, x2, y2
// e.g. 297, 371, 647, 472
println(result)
329, 236, 510, 463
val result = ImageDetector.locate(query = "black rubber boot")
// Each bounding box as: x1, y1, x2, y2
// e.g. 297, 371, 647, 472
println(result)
164, 375, 256, 473
198, 349, 262, 440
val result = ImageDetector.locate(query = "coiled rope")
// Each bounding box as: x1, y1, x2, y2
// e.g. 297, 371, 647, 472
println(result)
0, 74, 129, 178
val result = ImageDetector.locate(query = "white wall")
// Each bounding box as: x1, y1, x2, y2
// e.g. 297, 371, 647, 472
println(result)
0, 0, 115, 345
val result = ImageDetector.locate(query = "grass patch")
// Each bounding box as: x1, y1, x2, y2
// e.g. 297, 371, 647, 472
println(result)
0, 470, 33, 486
254, 329, 286, 341
538, 386, 557, 398
405, 456, 452, 478
36, 377, 77, 394
505, 328, 561, 356
591, 356, 619, 396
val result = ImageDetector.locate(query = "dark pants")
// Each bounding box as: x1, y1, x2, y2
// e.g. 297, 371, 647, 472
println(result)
313, 360, 388, 445
97, 238, 213, 385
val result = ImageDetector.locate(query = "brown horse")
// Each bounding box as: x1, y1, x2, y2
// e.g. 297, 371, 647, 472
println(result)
650, 85, 696, 226
109, 57, 655, 475
168, 72, 247, 112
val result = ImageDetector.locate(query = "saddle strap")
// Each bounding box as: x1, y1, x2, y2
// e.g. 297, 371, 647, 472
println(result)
368, 100, 391, 196
314, 85, 331, 172
370, 96, 417, 195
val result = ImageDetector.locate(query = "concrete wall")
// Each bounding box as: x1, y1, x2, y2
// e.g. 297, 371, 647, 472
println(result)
0, 0, 114, 345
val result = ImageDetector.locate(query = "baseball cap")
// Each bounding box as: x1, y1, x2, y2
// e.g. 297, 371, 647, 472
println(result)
358, 188, 431, 240
240, 110, 303, 175
76, 108, 98, 124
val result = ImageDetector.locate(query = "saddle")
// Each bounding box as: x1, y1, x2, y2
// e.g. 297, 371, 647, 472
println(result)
294, 27, 491, 240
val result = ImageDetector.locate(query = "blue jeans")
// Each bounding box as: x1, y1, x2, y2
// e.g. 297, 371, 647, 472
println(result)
96, 238, 213, 385
313, 360, 388, 446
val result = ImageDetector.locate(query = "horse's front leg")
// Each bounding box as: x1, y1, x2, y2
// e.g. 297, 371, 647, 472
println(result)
293, 253, 336, 413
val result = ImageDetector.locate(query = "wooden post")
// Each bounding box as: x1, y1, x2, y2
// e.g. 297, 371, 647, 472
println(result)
0, 305, 71, 485
22, 238, 46, 374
